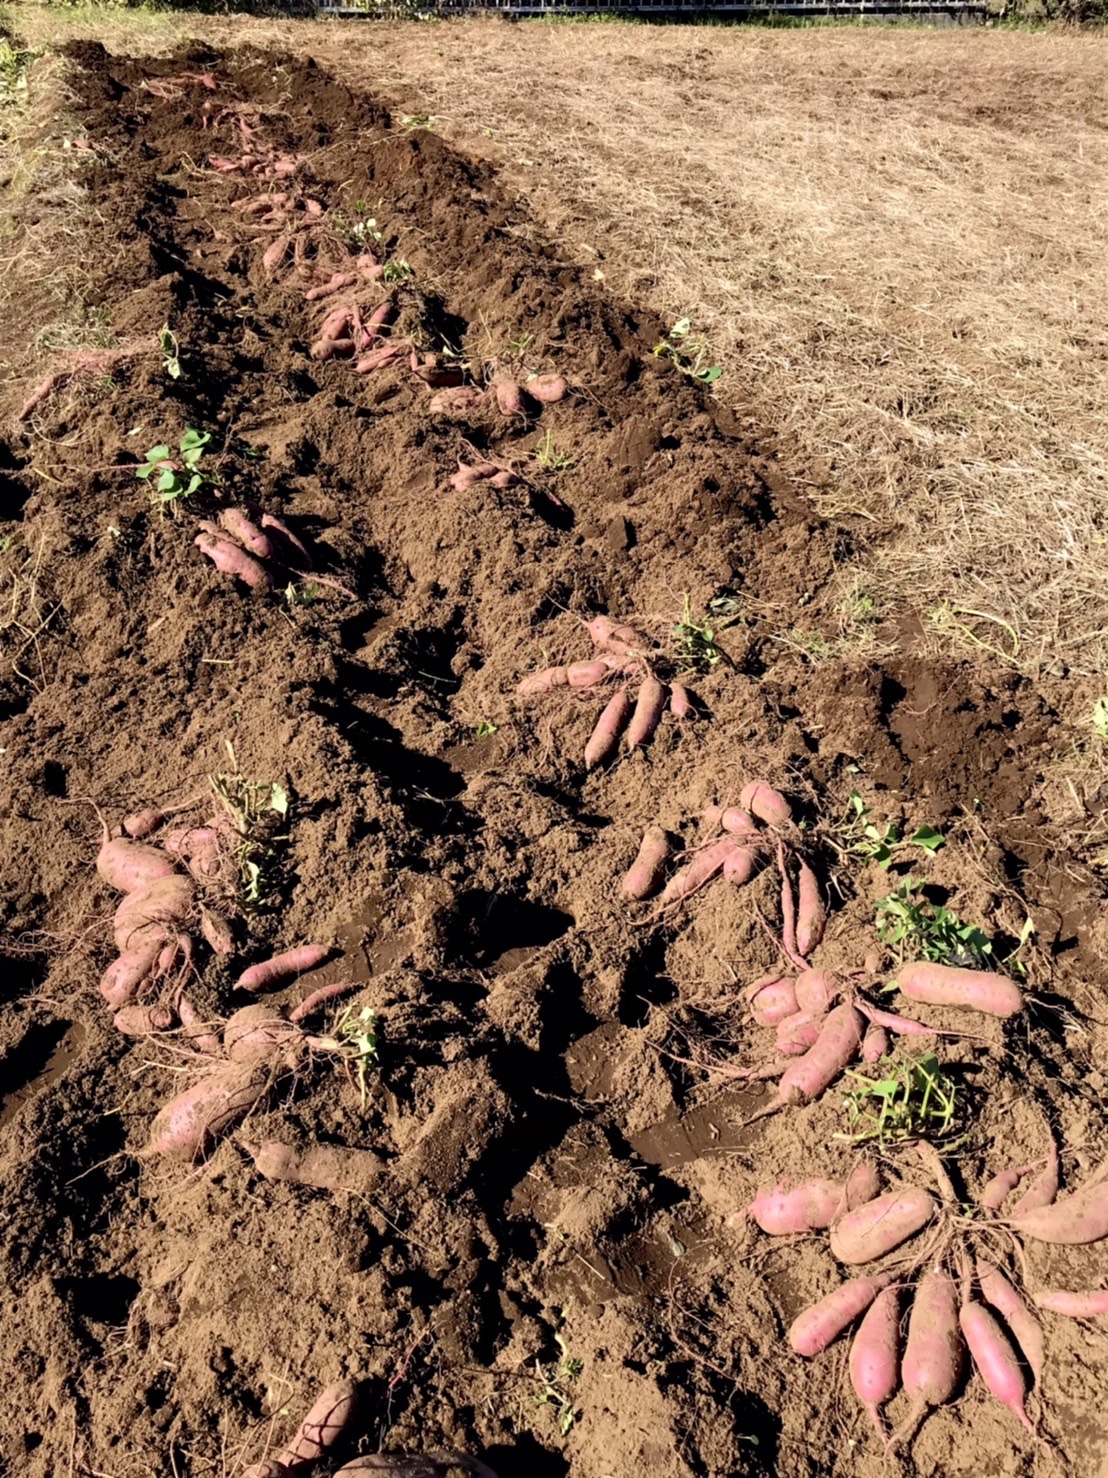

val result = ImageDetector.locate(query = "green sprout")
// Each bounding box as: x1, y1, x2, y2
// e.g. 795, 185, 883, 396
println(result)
652, 317, 722, 385
531, 429, 575, 472
476, 720, 498, 739
400, 113, 436, 131
159, 324, 181, 380
527, 1334, 583, 1437
382, 258, 414, 283
838, 791, 945, 870
875, 880, 991, 968
838, 1053, 959, 1146
672, 593, 729, 671
135, 428, 212, 509
331, 1005, 380, 1109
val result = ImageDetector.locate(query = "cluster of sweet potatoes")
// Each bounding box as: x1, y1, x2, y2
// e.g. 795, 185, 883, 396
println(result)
241, 1380, 497, 1478
195, 505, 315, 592
750, 1139, 1108, 1444
518, 614, 698, 768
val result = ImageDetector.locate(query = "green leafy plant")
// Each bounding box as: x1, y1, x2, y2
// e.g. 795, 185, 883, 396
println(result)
838, 1053, 959, 1146
527, 1334, 583, 1437
652, 317, 722, 385
531, 429, 575, 472
400, 113, 436, 131
382, 258, 414, 283
672, 593, 732, 671
0, 39, 40, 103
325, 1005, 380, 1109
875, 880, 991, 968
135, 428, 212, 509
159, 324, 181, 380
476, 720, 498, 739
209, 747, 289, 910
283, 581, 320, 608
837, 791, 945, 870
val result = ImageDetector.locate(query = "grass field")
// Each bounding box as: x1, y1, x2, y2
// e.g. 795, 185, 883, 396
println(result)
6, 7, 1108, 686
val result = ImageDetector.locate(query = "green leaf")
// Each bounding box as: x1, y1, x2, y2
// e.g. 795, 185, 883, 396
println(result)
269, 783, 289, 818
180, 428, 209, 453
145, 444, 171, 465
670, 317, 692, 340
910, 824, 946, 854
156, 468, 178, 493
697, 364, 723, 384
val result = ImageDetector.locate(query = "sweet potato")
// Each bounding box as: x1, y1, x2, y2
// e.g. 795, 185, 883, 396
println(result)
896, 962, 1023, 1019
795, 859, 825, 957
113, 1004, 174, 1036
96, 838, 178, 893
196, 531, 273, 590
262, 233, 291, 276
656, 836, 739, 908
861, 1022, 889, 1064
490, 469, 520, 490
122, 808, 163, 839
622, 825, 671, 900
585, 688, 633, 769
165, 825, 223, 882
288, 980, 359, 1022
586, 615, 650, 656
526, 372, 567, 403
334, 1459, 497, 1477
850, 1286, 901, 1439
623, 677, 668, 750
235, 944, 330, 994
245, 1139, 386, 1190
177, 994, 223, 1055
765, 1002, 865, 1113
722, 846, 757, 886
669, 683, 695, 719
147, 1064, 267, 1159
113, 876, 194, 951
895, 1267, 964, 1443
980, 1163, 1036, 1213
789, 1273, 894, 1357
1010, 1137, 1059, 1217
276, 1380, 361, 1472
354, 342, 409, 375
776, 1010, 824, 1056
305, 271, 358, 301
748, 1163, 880, 1235
218, 507, 278, 560
243, 1465, 295, 1478
829, 1186, 937, 1264
366, 300, 395, 334
976, 1258, 1043, 1382
449, 460, 498, 493
259, 513, 313, 571
749, 979, 799, 1028
1034, 1289, 1108, 1317
318, 303, 354, 340
720, 807, 758, 836
224, 1004, 302, 1063
738, 782, 792, 827
494, 378, 525, 416
517, 660, 612, 695
794, 969, 839, 1018
311, 336, 357, 361
1009, 1165, 1108, 1244
99, 942, 162, 1008
960, 1301, 1034, 1431
199, 905, 235, 956
427, 386, 483, 414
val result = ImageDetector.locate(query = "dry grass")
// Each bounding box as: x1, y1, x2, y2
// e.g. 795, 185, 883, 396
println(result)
5, 7, 1108, 682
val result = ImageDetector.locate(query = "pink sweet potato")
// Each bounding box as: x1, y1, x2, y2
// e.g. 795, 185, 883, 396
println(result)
96, 838, 178, 893
219, 507, 279, 561
861, 1022, 889, 1064
776, 1011, 824, 1056
585, 688, 633, 769
1009, 1137, 1059, 1217
623, 677, 668, 750
789, 1272, 894, 1357
669, 683, 695, 719
235, 944, 331, 994
317, 304, 354, 340
976, 1258, 1043, 1382
722, 846, 757, 887
749, 1163, 880, 1235
427, 386, 483, 415
305, 272, 358, 301
311, 336, 357, 361
195, 531, 274, 590
366, 300, 395, 335
494, 378, 525, 416
738, 782, 792, 827
276, 1380, 361, 1472
199, 905, 235, 956
980, 1163, 1035, 1213
224, 1004, 303, 1063
122, 808, 163, 839
1034, 1289, 1108, 1317
526, 372, 567, 403
243, 1465, 295, 1478
586, 615, 650, 656
113, 876, 194, 951
147, 1065, 267, 1159
829, 1186, 937, 1264
767, 1002, 865, 1112
720, 807, 758, 836
449, 460, 498, 493
164, 825, 223, 882
795, 859, 825, 957
177, 994, 223, 1055
259, 513, 313, 571
288, 980, 359, 1023
895, 1267, 964, 1443
959, 1301, 1034, 1431
113, 1004, 174, 1036
622, 825, 671, 901
850, 1286, 901, 1439
355, 342, 409, 375
244, 1139, 385, 1190
517, 660, 612, 695
749, 979, 799, 1027
896, 962, 1023, 1019
794, 969, 839, 1018
1008, 1165, 1108, 1244
656, 836, 739, 908
99, 942, 162, 1008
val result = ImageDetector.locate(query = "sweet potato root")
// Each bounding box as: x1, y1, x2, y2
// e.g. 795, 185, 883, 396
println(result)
224, 1004, 303, 1063
99, 942, 162, 1008
526, 372, 567, 403
896, 962, 1023, 1019
789, 1273, 894, 1356
113, 876, 194, 951
622, 825, 671, 900
235, 944, 330, 994
113, 1004, 174, 1036
739, 782, 792, 827
147, 1064, 267, 1160
1009, 1164, 1108, 1244
196, 531, 273, 590
244, 1139, 386, 1190
96, 838, 178, 893
276, 1380, 361, 1472
830, 1186, 937, 1264
623, 676, 668, 750
585, 688, 633, 769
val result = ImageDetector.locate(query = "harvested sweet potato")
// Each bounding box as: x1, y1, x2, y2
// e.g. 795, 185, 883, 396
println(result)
224, 1004, 303, 1063
147, 1064, 268, 1160
244, 1140, 386, 1190
113, 875, 194, 951
276, 1380, 361, 1472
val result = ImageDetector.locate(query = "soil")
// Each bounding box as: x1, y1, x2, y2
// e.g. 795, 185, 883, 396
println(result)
1, 40, 1107, 1478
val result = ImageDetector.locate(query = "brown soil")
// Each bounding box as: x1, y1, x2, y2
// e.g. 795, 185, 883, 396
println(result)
1, 40, 1106, 1478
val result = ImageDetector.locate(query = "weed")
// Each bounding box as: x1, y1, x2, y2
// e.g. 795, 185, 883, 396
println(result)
349, 214, 383, 249
875, 879, 992, 968
531, 429, 575, 472
476, 720, 498, 739
208, 745, 289, 910
159, 323, 181, 380
651, 317, 722, 385
834, 791, 945, 870
382, 257, 414, 283
400, 113, 436, 131
671, 593, 731, 671
838, 1052, 959, 1146
526, 1334, 583, 1438
135, 428, 212, 510
327, 1005, 380, 1109
283, 581, 320, 608
0, 39, 40, 103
